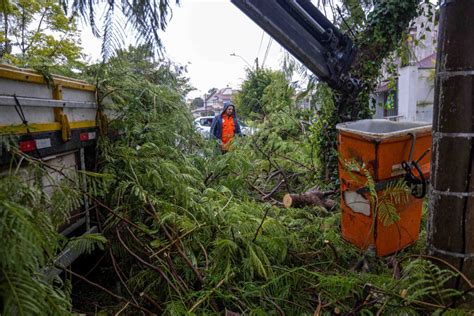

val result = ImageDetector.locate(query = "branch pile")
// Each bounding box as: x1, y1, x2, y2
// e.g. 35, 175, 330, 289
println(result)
75, 47, 472, 314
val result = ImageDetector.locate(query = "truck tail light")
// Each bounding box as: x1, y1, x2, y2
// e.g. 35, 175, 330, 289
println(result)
80, 132, 96, 141
19, 140, 36, 152
19, 138, 52, 152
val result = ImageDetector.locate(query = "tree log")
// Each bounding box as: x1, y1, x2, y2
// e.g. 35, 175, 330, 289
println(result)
283, 189, 335, 210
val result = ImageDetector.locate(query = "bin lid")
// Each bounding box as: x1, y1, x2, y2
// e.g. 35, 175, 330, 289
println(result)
336, 119, 431, 140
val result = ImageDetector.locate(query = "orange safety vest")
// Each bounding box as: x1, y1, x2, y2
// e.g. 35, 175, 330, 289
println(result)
221, 114, 235, 145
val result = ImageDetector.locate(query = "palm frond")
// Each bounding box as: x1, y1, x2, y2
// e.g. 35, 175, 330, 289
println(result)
68, 0, 178, 58
101, 0, 125, 60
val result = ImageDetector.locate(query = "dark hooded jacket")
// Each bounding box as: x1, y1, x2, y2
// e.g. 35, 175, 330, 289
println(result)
210, 102, 241, 141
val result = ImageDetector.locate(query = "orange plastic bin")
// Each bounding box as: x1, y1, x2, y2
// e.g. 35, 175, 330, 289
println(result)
336, 119, 432, 256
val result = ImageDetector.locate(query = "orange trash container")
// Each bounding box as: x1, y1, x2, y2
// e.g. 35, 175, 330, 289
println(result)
336, 119, 432, 256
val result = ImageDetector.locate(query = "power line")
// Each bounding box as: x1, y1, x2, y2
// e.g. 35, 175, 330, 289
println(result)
261, 37, 273, 68
256, 30, 264, 58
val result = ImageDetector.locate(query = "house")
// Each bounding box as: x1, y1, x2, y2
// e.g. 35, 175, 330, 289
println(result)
191, 87, 237, 118
372, 7, 437, 123
206, 87, 234, 109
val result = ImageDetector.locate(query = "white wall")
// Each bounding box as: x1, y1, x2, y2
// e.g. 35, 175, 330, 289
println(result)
397, 66, 418, 122
415, 68, 435, 122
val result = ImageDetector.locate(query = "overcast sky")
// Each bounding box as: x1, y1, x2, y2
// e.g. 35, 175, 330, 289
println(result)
80, 0, 286, 99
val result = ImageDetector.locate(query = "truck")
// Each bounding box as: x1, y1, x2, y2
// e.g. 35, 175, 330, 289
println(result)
0, 63, 106, 276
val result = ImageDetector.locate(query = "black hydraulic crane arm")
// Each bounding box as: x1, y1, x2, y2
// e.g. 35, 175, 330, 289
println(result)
231, 0, 359, 94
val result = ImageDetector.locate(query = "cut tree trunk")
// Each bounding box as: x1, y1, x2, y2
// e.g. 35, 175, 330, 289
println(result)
283, 188, 335, 210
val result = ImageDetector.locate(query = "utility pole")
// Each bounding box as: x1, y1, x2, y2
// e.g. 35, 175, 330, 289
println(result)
428, 0, 474, 301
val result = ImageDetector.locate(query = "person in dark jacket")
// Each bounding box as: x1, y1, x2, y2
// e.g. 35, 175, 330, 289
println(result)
210, 101, 241, 153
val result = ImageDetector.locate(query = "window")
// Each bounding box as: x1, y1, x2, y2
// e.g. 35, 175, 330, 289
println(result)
383, 90, 398, 117
200, 118, 213, 127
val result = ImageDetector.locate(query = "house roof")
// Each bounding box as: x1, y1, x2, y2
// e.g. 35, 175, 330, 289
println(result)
417, 53, 436, 69
221, 87, 233, 95
205, 90, 219, 101
205, 87, 235, 101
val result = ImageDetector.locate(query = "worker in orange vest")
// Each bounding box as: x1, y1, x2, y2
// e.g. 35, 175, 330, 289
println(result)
210, 101, 242, 153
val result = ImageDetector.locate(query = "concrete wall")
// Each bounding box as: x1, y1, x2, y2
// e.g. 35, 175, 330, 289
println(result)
397, 66, 418, 122
372, 67, 434, 123
415, 68, 435, 122
396, 66, 434, 123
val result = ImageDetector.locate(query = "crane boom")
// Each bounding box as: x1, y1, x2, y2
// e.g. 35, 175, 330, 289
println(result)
231, 0, 359, 94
